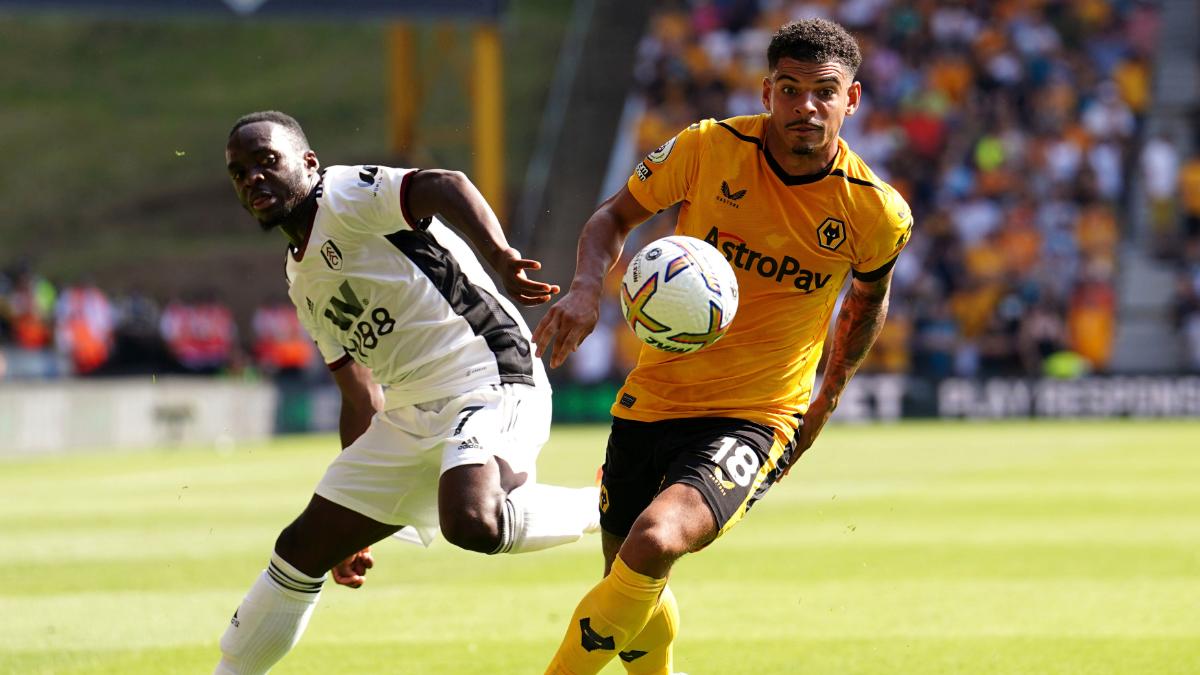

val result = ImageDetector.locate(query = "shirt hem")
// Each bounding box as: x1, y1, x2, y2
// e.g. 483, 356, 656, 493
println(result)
384, 374, 544, 409
610, 405, 802, 444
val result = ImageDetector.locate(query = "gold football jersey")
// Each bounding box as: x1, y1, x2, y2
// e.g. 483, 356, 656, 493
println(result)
615, 114, 913, 441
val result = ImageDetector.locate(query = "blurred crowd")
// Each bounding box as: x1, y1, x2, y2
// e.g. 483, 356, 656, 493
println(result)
567, 0, 1197, 385
0, 262, 318, 381
6, 0, 1198, 385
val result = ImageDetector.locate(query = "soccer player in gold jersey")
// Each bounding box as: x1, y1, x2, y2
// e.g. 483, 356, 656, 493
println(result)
532, 18, 913, 674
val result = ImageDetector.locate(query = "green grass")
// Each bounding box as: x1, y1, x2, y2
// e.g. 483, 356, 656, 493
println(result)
1, 420, 1199, 674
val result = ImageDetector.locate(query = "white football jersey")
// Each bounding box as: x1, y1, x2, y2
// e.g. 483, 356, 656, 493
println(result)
284, 164, 546, 408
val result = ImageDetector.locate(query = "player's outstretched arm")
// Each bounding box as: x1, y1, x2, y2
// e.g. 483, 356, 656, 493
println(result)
405, 169, 560, 306
532, 186, 651, 368
790, 268, 893, 464
332, 360, 383, 450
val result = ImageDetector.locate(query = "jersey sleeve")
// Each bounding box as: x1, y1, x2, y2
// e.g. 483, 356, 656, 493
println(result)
322, 165, 431, 237
625, 121, 706, 213
852, 188, 913, 281
294, 302, 352, 370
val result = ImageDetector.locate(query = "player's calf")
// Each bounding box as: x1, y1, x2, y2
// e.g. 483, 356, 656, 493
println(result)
544, 555, 667, 675
273, 494, 399, 576
619, 585, 680, 675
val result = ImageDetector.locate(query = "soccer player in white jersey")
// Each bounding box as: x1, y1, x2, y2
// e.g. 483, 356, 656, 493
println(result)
214, 110, 599, 674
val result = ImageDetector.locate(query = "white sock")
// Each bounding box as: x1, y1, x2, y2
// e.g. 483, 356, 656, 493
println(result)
493, 484, 600, 554
214, 552, 326, 675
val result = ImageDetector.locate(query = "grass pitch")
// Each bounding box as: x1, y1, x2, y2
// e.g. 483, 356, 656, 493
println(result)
1, 420, 1198, 674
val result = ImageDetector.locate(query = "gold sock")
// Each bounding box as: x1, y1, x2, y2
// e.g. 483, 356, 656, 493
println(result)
618, 585, 678, 675
545, 556, 667, 675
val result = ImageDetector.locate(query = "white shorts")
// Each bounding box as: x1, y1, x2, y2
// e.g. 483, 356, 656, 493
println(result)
314, 382, 551, 547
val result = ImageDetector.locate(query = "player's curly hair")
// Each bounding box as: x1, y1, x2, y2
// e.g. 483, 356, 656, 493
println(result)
767, 18, 862, 76
228, 110, 311, 149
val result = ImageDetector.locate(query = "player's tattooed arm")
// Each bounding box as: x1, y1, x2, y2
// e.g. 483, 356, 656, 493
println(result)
822, 271, 892, 400
791, 269, 893, 462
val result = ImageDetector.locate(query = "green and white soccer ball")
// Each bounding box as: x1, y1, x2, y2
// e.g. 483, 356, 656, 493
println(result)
619, 235, 739, 354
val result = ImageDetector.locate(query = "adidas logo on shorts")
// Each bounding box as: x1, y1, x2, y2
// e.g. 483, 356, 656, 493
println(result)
457, 437, 482, 452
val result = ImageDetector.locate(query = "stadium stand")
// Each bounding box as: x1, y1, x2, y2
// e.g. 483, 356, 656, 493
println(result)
0, 0, 1190, 387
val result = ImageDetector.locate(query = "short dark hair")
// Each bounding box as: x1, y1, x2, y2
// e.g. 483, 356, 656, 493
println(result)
228, 110, 310, 149
767, 19, 862, 76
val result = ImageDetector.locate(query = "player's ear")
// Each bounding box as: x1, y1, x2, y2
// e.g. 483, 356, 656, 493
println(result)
761, 75, 772, 113
845, 80, 862, 116
303, 150, 320, 172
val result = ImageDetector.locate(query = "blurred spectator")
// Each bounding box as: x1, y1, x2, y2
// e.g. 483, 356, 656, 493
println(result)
104, 289, 173, 375
1112, 54, 1150, 117
1081, 81, 1135, 142
1075, 200, 1119, 270
1179, 152, 1200, 242
1019, 299, 1067, 375
54, 279, 114, 375
252, 303, 316, 378
912, 300, 958, 379
7, 263, 56, 352
160, 295, 237, 374
1067, 264, 1117, 372
1172, 271, 1200, 373
0, 269, 10, 342
977, 292, 1024, 376
1140, 132, 1179, 256
1171, 145, 1200, 363
0, 263, 62, 379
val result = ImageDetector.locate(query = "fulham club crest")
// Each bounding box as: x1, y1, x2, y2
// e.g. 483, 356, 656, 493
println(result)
321, 240, 344, 270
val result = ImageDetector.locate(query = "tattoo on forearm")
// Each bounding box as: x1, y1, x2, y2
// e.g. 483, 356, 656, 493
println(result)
822, 279, 890, 396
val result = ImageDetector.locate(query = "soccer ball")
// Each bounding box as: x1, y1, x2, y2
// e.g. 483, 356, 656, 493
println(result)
619, 235, 739, 354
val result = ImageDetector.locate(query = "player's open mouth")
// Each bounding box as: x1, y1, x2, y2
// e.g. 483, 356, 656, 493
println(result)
252, 193, 277, 210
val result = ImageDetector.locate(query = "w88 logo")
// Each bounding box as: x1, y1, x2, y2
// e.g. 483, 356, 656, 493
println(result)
347, 307, 396, 354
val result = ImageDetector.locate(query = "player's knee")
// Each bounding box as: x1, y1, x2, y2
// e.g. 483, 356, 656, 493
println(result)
440, 498, 503, 553
624, 518, 690, 567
